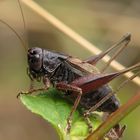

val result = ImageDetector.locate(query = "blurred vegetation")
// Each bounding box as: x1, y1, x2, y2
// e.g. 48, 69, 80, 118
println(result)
0, 0, 139, 140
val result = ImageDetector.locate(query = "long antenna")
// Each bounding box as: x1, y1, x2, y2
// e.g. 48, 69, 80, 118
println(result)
17, 0, 26, 31
0, 19, 28, 51
17, 0, 28, 49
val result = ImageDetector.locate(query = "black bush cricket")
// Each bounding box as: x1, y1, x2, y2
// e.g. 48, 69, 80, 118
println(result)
1, 0, 140, 139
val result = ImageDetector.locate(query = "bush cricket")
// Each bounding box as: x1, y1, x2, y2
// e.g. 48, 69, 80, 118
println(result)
0, 1, 140, 139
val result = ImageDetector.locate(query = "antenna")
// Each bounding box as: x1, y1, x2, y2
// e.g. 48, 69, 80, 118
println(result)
17, 0, 28, 48
0, 19, 28, 51
0, 0, 28, 51
17, 0, 26, 31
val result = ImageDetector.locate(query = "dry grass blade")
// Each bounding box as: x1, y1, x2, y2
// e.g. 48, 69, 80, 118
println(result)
21, 0, 140, 86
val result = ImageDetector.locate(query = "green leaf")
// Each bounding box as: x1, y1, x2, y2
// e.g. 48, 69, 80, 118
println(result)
20, 88, 101, 140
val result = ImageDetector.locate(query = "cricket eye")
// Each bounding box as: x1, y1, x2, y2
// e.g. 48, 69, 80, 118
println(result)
35, 54, 40, 59
30, 55, 40, 64
30, 50, 38, 55
30, 59, 36, 64
28, 47, 43, 71
28, 47, 42, 56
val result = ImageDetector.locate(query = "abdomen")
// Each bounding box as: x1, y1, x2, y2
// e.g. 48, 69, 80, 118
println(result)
80, 85, 120, 113
51, 62, 120, 113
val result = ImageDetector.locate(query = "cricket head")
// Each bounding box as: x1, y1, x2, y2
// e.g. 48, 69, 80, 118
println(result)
28, 47, 43, 76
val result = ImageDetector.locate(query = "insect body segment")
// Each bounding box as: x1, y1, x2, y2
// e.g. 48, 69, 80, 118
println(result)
28, 48, 43, 73
28, 48, 69, 78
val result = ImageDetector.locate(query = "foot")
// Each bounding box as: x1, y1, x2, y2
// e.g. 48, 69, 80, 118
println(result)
105, 124, 126, 140
114, 124, 126, 139
83, 111, 93, 133
17, 87, 48, 98
65, 118, 72, 134
17, 91, 30, 98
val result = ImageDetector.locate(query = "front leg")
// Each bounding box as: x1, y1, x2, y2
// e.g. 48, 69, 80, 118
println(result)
28, 75, 51, 93
56, 82, 82, 133
17, 75, 50, 98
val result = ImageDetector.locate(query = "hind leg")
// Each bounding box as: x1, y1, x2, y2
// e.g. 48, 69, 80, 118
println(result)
84, 33, 131, 66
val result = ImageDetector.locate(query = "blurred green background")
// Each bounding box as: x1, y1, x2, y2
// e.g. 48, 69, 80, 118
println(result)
0, 0, 140, 140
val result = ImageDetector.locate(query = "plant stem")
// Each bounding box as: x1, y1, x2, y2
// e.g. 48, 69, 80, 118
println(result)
86, 91, 140, 140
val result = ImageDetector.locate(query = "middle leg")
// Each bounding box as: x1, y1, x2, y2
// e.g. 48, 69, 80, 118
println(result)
56, 82, 82, 133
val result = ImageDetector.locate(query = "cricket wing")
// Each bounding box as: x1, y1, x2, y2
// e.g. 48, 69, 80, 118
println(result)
66, 57, 100, 75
